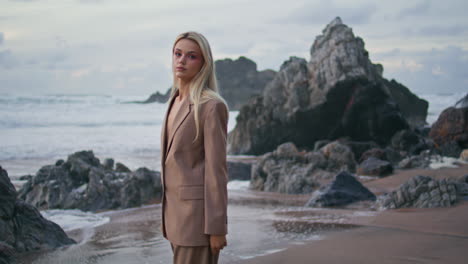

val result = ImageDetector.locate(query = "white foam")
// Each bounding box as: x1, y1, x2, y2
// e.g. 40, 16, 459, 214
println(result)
429, 156, 467, 169
227, 180, 250, 191
40, 209, 110, 232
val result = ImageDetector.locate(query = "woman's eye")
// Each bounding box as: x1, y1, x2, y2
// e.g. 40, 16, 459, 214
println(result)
189, 55, 196, 59
174, 52, 181, 57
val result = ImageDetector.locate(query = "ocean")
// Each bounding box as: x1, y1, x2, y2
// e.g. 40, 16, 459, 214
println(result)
0, 92, 464, 180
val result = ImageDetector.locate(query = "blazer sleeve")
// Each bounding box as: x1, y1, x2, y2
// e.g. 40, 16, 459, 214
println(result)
203, 101, 229, 235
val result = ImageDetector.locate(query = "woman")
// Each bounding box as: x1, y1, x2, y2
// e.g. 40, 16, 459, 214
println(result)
160, 31, 229, 264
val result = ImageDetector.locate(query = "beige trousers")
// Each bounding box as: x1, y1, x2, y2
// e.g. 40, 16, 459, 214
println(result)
171, 243, 219, 264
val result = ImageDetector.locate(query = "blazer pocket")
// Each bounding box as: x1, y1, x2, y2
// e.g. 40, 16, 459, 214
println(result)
179, 185, 204, 200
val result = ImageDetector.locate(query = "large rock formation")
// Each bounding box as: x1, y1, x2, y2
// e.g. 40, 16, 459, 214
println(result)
228, 17, 428, 155
142, 56, 276, 110
0, 166, 75, 263
18, 151, 162, 212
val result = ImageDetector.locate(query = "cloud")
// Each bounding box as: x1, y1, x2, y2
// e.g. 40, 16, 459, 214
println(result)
403, 24, 468, 37
281, 0, 377, 25
0, 50, 18, 69
396, 0, 431, 19
375, 46, 468, 94
0, 32, 3, 45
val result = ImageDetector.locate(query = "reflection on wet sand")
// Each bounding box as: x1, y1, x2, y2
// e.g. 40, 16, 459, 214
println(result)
18, 187, 376, 264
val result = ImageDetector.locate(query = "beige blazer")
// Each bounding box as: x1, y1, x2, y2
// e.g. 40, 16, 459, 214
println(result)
160, 90, 229, 247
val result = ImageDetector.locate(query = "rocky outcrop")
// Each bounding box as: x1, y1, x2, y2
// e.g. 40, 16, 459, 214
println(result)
18, 151, 162, 212
0, 166, 75, 263
379, 175, 466, 209
142, 57, 276, 110
429, 106, 468, 158
216, 56, 277, 110
228, 17, 426, 155
305, 171, 376, 207
250, 141, 357, 194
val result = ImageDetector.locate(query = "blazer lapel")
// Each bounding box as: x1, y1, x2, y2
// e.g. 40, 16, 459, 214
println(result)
161, 92, 177, 168
164, 95, 192, 161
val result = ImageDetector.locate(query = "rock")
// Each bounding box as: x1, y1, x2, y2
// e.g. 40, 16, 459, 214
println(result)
115, 162, 131, 172
18, 150, 162, 212
359, 148, 387, 163
227, 161, 252, 181
216, 56, 277, 110
357, 157, 393, 177
141, 88, 171, 104
103, 158, 114, 170
320, 141, 357, 172
305, 171, 376, 207
342, 141, 380, 163
250, 141, 359, 194
142, 56, 276, 110
0, 166, 75, 262
391, 129, 421, 153
379, 175, 464, 209
228, 17, 424, 155
250, 142, 327, 194
461, 149, 468, 161
429, 106, 468, 157
454, 93, 468, 108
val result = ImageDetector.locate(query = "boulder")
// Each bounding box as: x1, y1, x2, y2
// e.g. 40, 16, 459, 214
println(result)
455, 93, 468, 108
250, 143, 322, 194
305, 171, 376, 207
357, 157, 393, 177
429, 106, 468, 157
0, 166, 75, 263
359, 147, 387, 163
18, 150, 162, 212
228, 17, 425, 155
319, 141, 357, 172
379, 175, 463, 209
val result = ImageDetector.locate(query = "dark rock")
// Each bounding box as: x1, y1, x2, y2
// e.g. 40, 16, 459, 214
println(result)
429, 106, 468, 156
391, 129, 420, 153
55, 159, 64, 166
357, 157, 393, 177
0, 166, 75, 262
379, 175, 463, 209
115, 162, 131, 172
141, 88, 171, 104
18, 151, 162, 212
103, 158, 114, 170
437, 141, 462, 158
227, 161, 252, 181
313, 140, 331, 151
342, 141, 380, 164
228, 18, 422, 155
359, 148, 387, 163
305, 171, 376, 207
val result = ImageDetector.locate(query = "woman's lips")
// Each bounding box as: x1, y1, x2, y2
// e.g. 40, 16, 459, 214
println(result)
176, 67, 186, 71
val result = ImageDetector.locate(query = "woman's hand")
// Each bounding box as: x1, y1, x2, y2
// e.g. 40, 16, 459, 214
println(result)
209, 235, 227, 255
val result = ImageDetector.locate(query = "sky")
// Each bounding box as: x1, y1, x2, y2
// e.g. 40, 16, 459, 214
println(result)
0, 0, 467, 96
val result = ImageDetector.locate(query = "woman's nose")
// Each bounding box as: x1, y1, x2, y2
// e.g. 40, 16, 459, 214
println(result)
179, 55, 187, 64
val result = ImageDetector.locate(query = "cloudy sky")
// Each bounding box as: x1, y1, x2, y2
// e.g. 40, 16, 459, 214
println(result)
1, 0, 467, 96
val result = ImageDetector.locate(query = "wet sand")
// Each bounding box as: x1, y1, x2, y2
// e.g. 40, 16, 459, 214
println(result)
17, 164, 468, 264
242, 164, 468, 264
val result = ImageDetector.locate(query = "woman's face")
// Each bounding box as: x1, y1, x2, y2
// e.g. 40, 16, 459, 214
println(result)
172, 38, 204, 83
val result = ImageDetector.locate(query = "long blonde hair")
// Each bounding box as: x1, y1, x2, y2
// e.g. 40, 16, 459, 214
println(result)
169, 31, 228, 141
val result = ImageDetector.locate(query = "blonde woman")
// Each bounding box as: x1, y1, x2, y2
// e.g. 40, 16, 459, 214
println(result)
160, 31, 229, 264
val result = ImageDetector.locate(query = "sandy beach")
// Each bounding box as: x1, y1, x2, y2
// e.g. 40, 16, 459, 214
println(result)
242, 164, 468, 264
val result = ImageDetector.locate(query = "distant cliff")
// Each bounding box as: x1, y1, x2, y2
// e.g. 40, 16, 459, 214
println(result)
141, 56, 276, 110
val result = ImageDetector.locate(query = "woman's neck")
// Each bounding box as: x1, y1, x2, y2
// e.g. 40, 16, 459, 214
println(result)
177, 79, 190, 101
